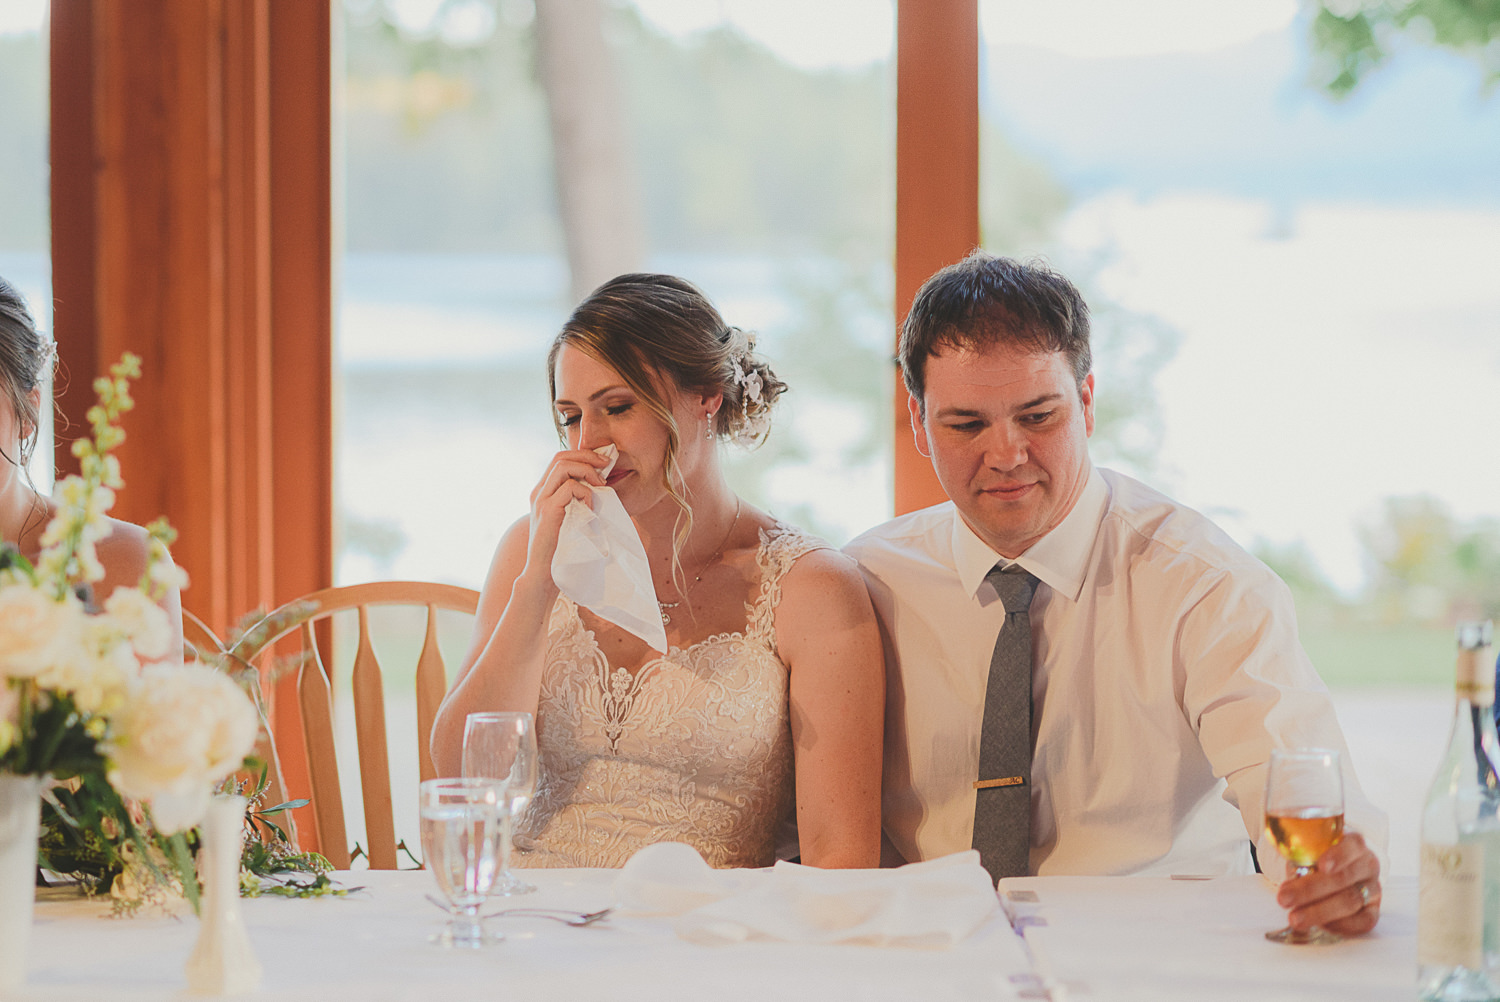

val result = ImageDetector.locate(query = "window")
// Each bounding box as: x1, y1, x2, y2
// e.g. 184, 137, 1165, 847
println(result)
335, 0, 895, 854
338, 1, 895, 593
979, 0, 1500, 683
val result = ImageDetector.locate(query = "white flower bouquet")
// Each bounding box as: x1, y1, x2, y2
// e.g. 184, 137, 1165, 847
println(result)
0, 355, 259, 909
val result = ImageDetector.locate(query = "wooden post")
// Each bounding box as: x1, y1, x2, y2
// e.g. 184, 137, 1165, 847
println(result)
894, 0, 980, 514
49, 0, 333, 851
266, 0, 336, 851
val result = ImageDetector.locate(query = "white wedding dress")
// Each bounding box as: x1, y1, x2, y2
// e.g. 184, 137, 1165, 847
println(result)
514, 525, 824, 869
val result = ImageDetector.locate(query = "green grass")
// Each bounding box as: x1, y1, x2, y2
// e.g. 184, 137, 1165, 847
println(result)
1301, 624, 1459, 689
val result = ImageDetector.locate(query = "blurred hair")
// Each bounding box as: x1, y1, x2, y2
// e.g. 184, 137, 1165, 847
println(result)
0, 275, 52, 475
900, 251, 1091, 414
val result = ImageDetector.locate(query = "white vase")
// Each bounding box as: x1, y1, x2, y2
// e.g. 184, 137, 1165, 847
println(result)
0, 773, 43, 992
185, 794, 262, 996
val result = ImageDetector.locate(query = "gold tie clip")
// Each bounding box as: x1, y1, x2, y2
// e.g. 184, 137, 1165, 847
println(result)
974, 776, 1025, 789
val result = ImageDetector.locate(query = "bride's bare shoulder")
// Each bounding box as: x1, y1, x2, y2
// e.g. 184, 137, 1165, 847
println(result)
770, 531, 872, 620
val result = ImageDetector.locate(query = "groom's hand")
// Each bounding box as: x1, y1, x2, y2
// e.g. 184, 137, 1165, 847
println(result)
1276, 831, 1381, 936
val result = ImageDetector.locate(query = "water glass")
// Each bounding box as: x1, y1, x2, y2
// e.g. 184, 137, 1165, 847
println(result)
419, 777, 507, 948
462, 711, 538, 895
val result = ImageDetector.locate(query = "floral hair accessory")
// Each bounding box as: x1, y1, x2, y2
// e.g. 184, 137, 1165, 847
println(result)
719, 332, 766, 446
726, 328, 763, 405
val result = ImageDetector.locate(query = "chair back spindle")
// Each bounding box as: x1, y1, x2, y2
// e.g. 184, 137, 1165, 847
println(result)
298, 620, 351, 869
234, 582, 480, 869
351, 605, 398, 870
415, 604, 447, 785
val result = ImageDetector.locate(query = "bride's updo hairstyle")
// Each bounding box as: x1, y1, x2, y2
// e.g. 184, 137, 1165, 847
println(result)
547, 271, 787, 547
0, 275, 52, 474
548, 270, 786, 450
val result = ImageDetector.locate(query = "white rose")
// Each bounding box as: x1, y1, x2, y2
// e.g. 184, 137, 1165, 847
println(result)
103, 587, 173, 660
0, 584, 84, 680
105, 663, 259, 834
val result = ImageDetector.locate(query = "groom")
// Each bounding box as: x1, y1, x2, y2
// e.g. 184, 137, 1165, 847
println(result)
845, 252, 1385, 937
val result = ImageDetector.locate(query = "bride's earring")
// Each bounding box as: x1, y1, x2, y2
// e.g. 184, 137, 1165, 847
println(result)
705, 411, 717, 440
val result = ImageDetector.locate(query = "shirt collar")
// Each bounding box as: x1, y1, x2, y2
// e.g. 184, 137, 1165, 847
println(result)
949, 466, 1109, 603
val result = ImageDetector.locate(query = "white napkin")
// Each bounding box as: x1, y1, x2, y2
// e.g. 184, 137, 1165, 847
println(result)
550, 445, 669, 653
613, 842, 1000, 948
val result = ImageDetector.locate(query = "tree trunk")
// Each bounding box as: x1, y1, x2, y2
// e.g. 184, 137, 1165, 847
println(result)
533, 0, 645, 305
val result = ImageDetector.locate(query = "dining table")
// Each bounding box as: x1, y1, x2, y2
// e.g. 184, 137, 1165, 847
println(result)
16, 867, 1418, 1001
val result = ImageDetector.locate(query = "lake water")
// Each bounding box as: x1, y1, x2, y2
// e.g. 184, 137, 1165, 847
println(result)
6, 191, 1498, 596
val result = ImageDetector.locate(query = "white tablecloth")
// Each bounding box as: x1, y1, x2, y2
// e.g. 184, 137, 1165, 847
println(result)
16, 869, 1419, 1001
17, 868, 1031, 1001
998, 874, 1418, 1002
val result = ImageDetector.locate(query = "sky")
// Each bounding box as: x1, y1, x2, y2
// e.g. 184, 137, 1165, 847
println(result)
0, 0, 1302, 55
629, 0, 1303, 65
0, 0, 43, 34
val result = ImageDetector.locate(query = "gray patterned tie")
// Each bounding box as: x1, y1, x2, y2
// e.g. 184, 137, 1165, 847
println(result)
972, 565, 1039, 882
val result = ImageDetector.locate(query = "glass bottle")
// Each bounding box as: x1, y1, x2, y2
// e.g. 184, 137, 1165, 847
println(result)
1420, 621, 1500, 1002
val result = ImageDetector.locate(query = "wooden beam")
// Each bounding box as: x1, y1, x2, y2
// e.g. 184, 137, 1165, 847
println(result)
894, 0, 979, 514
49, 0, 334, 851
87, 0, 229, 613
47, 1, 99, 445
267, 0, 335, 852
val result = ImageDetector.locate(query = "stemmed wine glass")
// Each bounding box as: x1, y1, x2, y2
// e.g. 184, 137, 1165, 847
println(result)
419, 777, 507, 948
1263, 747, 1345, 945
462, 711, 538, 896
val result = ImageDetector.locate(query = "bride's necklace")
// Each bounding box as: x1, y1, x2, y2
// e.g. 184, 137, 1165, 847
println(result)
657, 499, 742, 626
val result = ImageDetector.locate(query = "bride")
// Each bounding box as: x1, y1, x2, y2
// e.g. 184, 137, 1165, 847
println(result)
432, 273, 883, 869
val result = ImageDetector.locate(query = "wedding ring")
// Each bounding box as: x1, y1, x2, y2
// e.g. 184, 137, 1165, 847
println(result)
1357, 882, 1372, 908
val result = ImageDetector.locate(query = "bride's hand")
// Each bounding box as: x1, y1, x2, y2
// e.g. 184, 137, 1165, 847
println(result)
523, 448, 611, 573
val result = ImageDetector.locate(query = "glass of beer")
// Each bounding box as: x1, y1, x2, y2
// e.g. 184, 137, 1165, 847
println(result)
1263, 747, 1345, 945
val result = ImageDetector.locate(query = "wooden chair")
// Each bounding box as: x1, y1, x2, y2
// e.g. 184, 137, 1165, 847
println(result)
232, 581, 480, 869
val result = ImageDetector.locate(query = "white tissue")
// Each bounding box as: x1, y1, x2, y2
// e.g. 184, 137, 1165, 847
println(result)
613, 842, 1001, 948
550, 444, 670, 653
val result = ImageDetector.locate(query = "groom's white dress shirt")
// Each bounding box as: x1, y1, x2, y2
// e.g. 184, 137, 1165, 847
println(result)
845, 466, 1386, 877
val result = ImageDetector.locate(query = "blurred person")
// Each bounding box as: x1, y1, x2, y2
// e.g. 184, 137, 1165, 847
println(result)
846, 252, 1385, 935
433, 273, 883, 869
0, 274, 183, 650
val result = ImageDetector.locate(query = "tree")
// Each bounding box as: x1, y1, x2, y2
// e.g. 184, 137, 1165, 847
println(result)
1310, 0, 1500, 96
1359, 495, 1500, 625
534, 0, 646, 302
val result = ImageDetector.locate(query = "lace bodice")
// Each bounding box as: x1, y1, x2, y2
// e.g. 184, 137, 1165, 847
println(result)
515, 524, 825, 869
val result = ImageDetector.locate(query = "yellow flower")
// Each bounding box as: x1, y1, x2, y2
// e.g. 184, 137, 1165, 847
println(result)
103, 586, 173, 661
63, 619, 141, 715
148, 560, 189, 593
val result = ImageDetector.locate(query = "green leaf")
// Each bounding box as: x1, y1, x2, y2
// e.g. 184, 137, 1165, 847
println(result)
167, 832, 201, 916
256, 799, 310, 815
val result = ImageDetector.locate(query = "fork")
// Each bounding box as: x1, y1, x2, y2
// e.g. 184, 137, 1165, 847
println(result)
425, 894, 613, 927
485, 907, 614, 927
